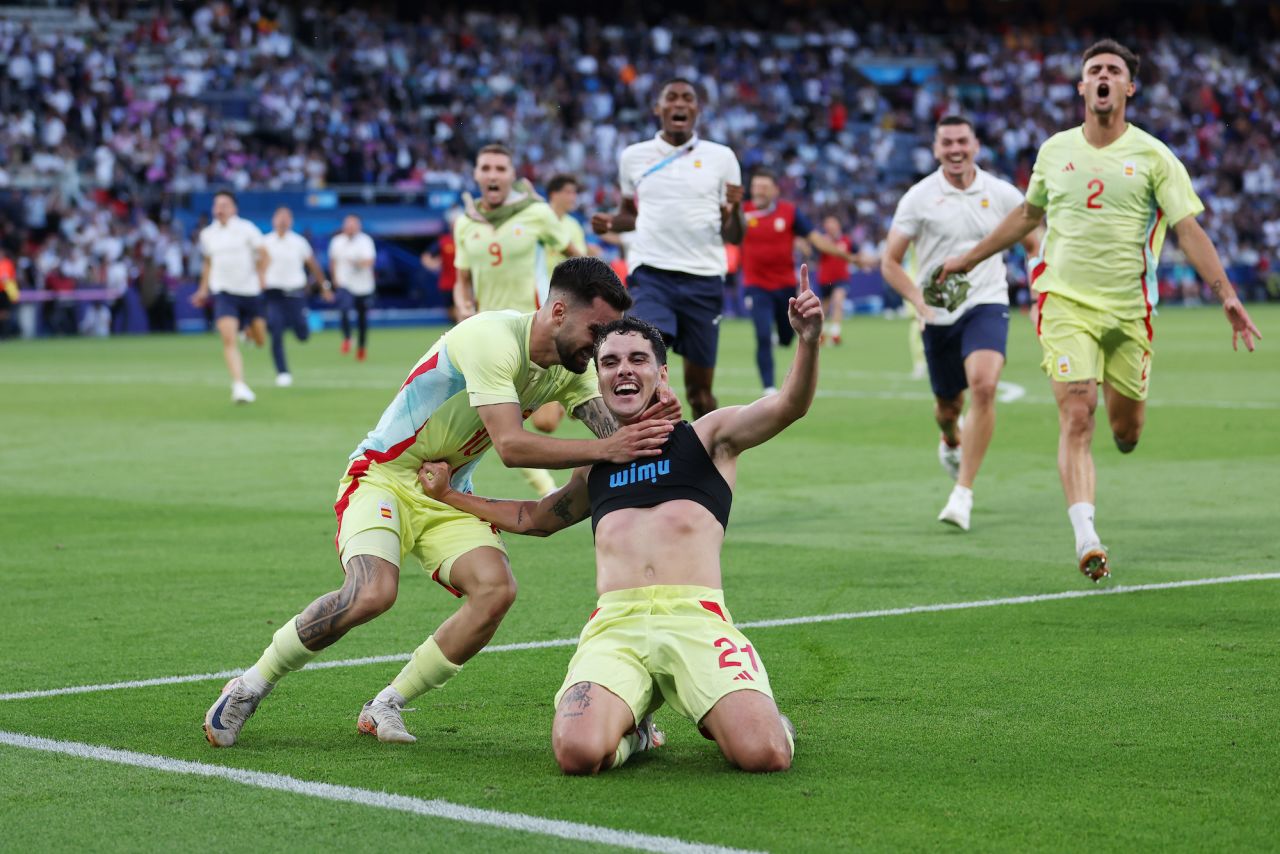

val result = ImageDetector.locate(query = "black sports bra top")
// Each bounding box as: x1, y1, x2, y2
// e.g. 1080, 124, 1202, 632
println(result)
587, 421, 733, 533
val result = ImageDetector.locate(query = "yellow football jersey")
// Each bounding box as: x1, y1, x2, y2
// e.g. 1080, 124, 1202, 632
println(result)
1026, 124, 1203, 320
454, 202, 565, 312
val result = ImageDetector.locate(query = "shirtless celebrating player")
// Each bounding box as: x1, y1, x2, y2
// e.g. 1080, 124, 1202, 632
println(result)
418, 267, 824, 774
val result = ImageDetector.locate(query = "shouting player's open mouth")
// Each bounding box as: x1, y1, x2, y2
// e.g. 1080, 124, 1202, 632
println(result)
1096, 82, 1111, 103
668, 111, 690, 127
613, 380, 640, 398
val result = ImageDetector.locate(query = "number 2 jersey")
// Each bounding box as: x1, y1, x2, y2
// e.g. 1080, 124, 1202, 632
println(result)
1026, 123, 1203, 321
345, 311, 601, 502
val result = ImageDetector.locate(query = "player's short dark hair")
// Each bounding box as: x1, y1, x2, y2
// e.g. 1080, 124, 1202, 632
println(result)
750, 168, 778, 184
1083, 39, 1140, 80
657, 77, 699, 101
274, 205, 292, 215
593, 316, 668, 366
936, 115, 975, 133
476, 143, 515, 163
549, 257, 633, 312
213, 190, 237, 204
546, 174, 578, 195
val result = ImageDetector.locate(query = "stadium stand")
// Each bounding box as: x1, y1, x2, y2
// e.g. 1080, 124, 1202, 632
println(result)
0, 2, 1276, 336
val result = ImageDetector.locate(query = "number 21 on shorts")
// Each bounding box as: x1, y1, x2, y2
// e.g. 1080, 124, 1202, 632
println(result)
715, 637, 760, 681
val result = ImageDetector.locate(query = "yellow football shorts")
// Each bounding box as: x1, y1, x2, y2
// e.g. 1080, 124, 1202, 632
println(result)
334, 461, 505, 596
1037, 293, 1153, 401
554, 585, 776, 727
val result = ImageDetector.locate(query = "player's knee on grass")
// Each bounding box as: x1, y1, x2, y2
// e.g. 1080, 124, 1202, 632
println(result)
553, 731, 615, 776
704, 692, 792, 773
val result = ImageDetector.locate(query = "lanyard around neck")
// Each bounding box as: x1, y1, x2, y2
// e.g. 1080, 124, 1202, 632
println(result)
636, 140, 697, 186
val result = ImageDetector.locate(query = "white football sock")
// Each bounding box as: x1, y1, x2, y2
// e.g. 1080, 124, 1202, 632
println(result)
1068, 502, 1098, 550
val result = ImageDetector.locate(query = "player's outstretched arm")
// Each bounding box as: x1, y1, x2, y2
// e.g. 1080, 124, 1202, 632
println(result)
418, 462, 590, 537
938, 201, 1045, 281
477, 401, 673, 469
697, 265, 822, 456
1172, 216, 1262, 352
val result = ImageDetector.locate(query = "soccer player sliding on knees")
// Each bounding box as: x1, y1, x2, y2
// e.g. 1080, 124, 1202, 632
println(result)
416, 265, 825, 774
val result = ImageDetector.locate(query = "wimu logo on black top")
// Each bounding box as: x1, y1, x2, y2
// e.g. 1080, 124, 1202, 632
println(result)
588, 421, 733, 533
608, 460, 672, 488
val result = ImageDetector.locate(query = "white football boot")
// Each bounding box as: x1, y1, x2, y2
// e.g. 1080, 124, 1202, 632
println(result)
204, 677, 272, 747
231, 381, 256, 404
357, 698, 417, 744
937, 487, 973, 531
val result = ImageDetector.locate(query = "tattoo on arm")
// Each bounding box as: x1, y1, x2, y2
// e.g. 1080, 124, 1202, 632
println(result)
1210, 279, 1229, 300
295, 554, 384, 650
574, 398, 618, 438
551, 495, 574, 525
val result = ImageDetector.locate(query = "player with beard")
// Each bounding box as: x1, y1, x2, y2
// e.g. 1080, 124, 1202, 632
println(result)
937, 40, 1261, 579
593, 78, 745, 419
416, 265, 823, 774
204, 258, 680, 748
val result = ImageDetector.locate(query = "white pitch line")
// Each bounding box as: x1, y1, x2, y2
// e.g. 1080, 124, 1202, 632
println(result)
3, 573, 1276, 704
0, 731, 760, 854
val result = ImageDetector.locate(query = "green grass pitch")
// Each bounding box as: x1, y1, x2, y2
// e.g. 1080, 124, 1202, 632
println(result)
1, 305, 1277, 852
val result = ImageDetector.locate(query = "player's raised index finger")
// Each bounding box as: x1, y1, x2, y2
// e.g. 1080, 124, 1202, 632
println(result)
798, 263, 810, 294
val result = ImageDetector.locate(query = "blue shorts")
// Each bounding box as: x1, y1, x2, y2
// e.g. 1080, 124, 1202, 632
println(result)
628, 265, 724, 368
922, 303, 1009, 400
213, 292, 264, 327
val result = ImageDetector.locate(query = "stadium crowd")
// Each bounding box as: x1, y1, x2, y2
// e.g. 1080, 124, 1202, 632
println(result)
1, 3, 1277, 325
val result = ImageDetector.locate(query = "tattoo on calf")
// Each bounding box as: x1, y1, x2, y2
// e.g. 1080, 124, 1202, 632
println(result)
575, 399, 618, 438
296, 554, 381, 647
559, 682, 592, 718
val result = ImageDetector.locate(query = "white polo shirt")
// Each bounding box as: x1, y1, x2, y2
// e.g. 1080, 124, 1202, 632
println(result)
262, 230, 314, 291
618, 132, 741, 277
199, 216, 265, 296
891, 166, 1025, 326
328, 232, 377, 296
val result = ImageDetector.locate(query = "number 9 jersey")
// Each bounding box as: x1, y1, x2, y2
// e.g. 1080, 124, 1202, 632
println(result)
453, 201, 566, 313
1026, 124, 1203, 322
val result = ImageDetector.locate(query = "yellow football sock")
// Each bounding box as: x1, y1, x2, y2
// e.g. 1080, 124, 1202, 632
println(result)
520, 467, 556, 496
252, 616, 318, 684
611, 730, 639, 771
389, 635, 462, 702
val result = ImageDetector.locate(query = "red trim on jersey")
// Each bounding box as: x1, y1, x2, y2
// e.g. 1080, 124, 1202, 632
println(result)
333, 458, 372, 551
400, 352, 440, 390
431, 565, 465, 598
1036, 291, 1049, 337
1030, 259, 1047, 286
588, 608, 600, 621
1139, 209, 1163, 342
699, 600, 727, 621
